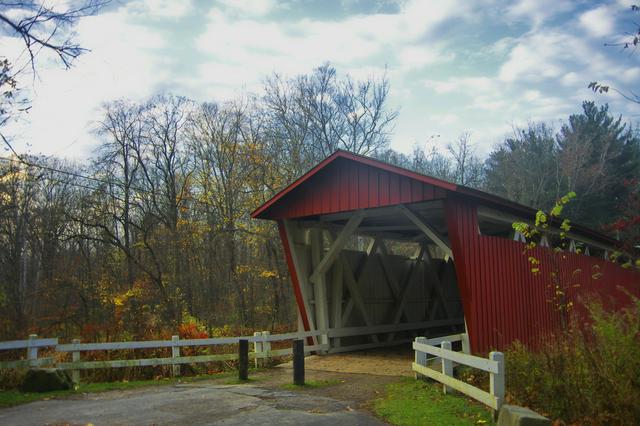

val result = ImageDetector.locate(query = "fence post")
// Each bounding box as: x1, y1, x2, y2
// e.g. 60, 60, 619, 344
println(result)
253, 332, 262, 368
293, 339, 304, 386
27, 334, 38, 368
489, 351, 505, 415
441, 341, 453, 394
71, 338, 80, 387
461, 330, 471, 355
261, 331, 271, 366
171, 335, 180, 378
238, 339, 249, 381
414, 337, 427, 379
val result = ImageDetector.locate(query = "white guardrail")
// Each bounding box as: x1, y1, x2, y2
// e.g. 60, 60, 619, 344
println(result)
412, 335, 505, 412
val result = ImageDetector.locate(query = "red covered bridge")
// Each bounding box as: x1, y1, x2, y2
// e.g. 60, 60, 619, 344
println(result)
251, 150, 640, 353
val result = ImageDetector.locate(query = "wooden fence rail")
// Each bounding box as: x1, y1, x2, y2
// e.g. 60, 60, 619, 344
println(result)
0, 331, 329, 385
412, 335, 505, 413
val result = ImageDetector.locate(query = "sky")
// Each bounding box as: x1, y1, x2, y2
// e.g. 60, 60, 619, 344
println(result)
2, 0, 640, 160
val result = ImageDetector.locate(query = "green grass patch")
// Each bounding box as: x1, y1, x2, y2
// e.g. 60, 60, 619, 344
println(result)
374, 377, 493, 426
282, 378, 343, 390
0, 370, 265, 409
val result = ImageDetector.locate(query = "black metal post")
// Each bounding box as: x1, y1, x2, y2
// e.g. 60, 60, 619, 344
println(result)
293, 339, 305, 386
238, 339, 248, 381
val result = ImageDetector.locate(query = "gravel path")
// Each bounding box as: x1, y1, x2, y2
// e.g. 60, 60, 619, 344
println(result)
0, 382, 387, 425
0, 349, 416, 425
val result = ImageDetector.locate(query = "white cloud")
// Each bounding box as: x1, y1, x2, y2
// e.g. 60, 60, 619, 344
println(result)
398, 45, 455, 70
217, 0, 279, 16
4, 7, 168, 157
423, 76, 497, 94
126, 0, 194, 19
579, 5, 615, 38
431, 113, 459, 125
505, 0, 575, 27
195, 0, 469, 91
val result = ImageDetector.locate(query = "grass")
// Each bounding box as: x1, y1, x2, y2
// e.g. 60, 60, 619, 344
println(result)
0, 369, 265, 409
374, 377, 494, 426
282, 378, 344, 390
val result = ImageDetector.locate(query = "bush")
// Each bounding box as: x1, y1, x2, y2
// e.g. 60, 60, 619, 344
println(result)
505, 298, 640, 425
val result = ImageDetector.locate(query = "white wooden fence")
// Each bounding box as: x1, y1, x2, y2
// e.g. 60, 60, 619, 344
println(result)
412, 335, 505, 412
0, 331, 329, 384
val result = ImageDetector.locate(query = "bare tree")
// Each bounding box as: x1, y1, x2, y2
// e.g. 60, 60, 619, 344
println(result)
0, 0, 107, 153
0, 0, 107, 71
94, 100, 145, 288
589, 5, 640, 103
263, 63, 398, 178
447, 133, 484, 187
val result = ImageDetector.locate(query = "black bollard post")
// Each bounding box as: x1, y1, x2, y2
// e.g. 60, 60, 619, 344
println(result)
293, 339, 305, 386
239, 339, 249, 381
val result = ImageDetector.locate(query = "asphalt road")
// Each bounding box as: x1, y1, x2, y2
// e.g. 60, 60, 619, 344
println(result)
0, 383, 387, 425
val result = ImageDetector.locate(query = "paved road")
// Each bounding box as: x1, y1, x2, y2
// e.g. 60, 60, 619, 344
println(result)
0, 383, 387, 425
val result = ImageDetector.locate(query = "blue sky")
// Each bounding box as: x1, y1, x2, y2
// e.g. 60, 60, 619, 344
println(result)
3, 0, 640, 159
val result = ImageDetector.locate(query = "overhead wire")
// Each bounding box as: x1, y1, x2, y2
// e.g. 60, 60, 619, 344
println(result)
0, 155, 223, 211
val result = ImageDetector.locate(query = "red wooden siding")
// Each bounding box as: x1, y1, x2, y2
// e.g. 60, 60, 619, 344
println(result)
445, 196, 640, 353
263, 157, 447, 219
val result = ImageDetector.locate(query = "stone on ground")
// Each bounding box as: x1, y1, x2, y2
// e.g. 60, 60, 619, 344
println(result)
497, 404, 550, 426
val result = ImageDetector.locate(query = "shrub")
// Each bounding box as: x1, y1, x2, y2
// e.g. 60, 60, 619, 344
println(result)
505, 298, 640, 425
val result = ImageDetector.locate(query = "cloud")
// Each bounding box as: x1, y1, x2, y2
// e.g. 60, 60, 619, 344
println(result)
126, 0, 194, 19
505, 0, 575, 27
423, 76, 497, 94
217, 0, 280, 16
431, 113, 459, 125
579, 5, 615, 38
4, 6, 168, 157
195, 0, 469, 90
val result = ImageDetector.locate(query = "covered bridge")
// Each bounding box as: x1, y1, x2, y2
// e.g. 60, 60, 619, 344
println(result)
251, 150, 640, 353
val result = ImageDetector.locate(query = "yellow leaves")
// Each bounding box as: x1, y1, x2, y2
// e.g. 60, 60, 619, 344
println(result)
560, 219, 571, 233
113, 287, 143, 307
259, 270, 278, 279
236, 264, 252, 275
535, 211, 547, 227
236, 263, 281, 280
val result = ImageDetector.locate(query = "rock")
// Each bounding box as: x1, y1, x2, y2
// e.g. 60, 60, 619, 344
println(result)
20, 369, 73, 393
497, 404, 551, 426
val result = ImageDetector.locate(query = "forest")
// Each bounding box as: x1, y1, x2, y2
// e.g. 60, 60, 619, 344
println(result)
0, 62, 638, 342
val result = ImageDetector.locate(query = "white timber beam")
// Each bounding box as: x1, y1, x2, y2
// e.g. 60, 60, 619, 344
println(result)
341, 258, 380, 343
330, 257, 344, 348
340, 237, 381, 327
478, 207, 616, 254
309, 210, 365, 284
282, 220, 318, 344
377, 240, 411, 323
390, 243, 427, 327
310, 229, 330, 348
398, 204, 453, 259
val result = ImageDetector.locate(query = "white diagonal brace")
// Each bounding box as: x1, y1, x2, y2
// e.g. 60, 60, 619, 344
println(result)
398, 205, 452, 259
283, 220, 318, 345
341, 258, 379, 343
309, 210, 365, 284
341, 237, 381, 326
391, 244, 427, 326
377, 240, 410, 322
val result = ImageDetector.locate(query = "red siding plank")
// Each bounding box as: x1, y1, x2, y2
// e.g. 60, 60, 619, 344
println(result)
358, 164, 369, 208
379, 172, 390, 206
389, 173, 400, 204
